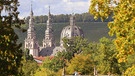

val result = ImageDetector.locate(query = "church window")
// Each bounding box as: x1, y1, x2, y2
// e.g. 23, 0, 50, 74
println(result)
31, 44, 32, 48
28, 43, 31, 48
67, 34, 69, 36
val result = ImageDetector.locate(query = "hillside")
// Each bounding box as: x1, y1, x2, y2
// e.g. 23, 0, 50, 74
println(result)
15, 22, 111, 46
25, 13, 112, 24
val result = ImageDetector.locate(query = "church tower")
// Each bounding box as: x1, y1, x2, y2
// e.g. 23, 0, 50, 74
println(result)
24, 4, 39, 57
42, 6, 55, 48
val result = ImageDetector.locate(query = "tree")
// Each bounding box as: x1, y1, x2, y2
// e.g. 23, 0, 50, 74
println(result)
95, 37, 121, 75
0, 0, 24, 75
22, 60, 39, 76
89, 0, 135, 63
57, 51, 73, 61
24, 49, 33, 61
22, 49, 38, 76
66, 54, 93, 75
123, 52, 135, 75
124, 65, 135, 76
34, 68, 56, 76
24, 12, 105, 23
63, 37, 89, 56
42, 56, 64, 72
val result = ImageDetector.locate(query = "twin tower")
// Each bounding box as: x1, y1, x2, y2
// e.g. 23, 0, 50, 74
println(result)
24, 6, 84, 57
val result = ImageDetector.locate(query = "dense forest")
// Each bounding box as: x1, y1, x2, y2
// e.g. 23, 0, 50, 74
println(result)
24, 12, 113, 24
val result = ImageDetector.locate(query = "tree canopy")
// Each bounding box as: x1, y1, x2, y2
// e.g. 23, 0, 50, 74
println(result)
89, 0, 135, 63
0, 0, 24, 75
89, 0, 135, 75
24, 12, 112, 24
66, 54, 93, 75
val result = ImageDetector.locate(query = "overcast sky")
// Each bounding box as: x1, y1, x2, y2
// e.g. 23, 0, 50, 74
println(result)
18, 0, 90, 18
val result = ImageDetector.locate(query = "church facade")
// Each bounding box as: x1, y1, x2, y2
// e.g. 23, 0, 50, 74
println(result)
24, 7, 84, 57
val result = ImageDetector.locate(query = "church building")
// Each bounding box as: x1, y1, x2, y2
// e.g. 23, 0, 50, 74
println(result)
24, 6, 84, 57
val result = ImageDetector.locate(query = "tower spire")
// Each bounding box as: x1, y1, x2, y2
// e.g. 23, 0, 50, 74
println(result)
70, 13, 75, 37
47, 5, 51, 29
48, 5, 51, 18
70, 13, 75, 26
43, 5, 55, 48
29, 1, 34, 28
30, 1, 33, 16
49, 5, 50, 14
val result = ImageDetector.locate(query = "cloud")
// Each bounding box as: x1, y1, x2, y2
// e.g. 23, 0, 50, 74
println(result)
18, 0, 90, 18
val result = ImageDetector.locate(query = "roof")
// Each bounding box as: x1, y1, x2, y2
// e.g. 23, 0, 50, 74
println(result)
61, 25, 84, 39
34, 56, 54, 65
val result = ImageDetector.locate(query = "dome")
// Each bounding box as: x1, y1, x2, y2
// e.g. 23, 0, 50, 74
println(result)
60, 14, 84, 46
61, 25, 84, 39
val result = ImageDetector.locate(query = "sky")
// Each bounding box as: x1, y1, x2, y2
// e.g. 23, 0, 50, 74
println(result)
18, 0, 90, 19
